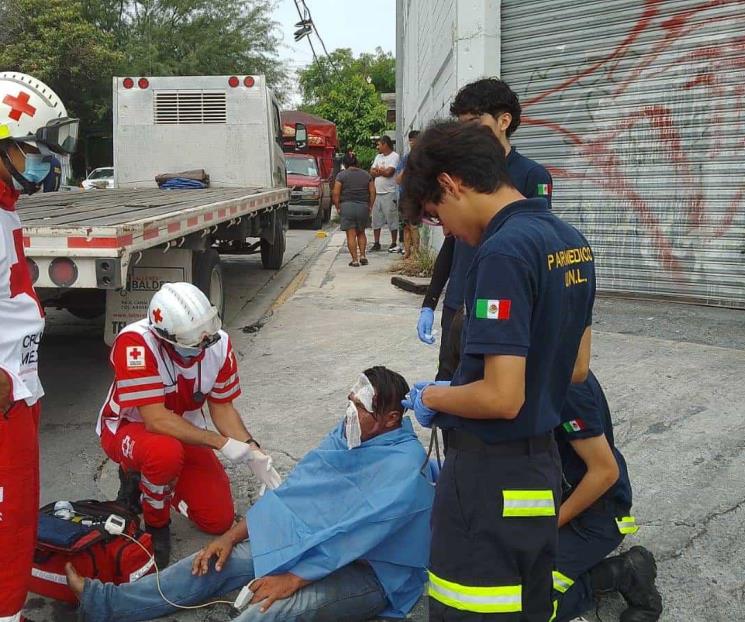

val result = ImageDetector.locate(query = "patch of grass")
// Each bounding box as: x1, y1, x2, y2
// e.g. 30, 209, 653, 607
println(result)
389, 246, 436, 278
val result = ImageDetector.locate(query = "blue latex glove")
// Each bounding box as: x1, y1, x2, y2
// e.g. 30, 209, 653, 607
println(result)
401, 380, 450, 428
417, 307, 435, 344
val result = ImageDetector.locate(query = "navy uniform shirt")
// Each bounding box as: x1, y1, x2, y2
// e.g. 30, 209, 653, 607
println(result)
556, 370, 632, 510
435, 198, 596, 442
42, 156, 62, 193
443, 147, 553, 311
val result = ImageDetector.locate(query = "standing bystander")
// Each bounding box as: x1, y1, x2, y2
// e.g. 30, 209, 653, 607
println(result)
333, 153, 375, 266
396, 130, 421, 259
369, 136, 400, 252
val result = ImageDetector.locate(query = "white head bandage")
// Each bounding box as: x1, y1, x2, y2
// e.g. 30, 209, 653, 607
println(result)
350, 373, 375, 412
345, 373, 376, 450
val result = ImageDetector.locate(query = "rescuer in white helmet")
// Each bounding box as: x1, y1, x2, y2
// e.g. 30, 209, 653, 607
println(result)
0, 71, 79, 622
96, 282, 281, 568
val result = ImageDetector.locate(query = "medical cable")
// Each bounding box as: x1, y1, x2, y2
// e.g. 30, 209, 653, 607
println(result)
115, 531, 236, 610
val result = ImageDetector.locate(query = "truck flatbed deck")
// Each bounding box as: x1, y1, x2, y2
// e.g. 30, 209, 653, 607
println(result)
19, 187, 289, 257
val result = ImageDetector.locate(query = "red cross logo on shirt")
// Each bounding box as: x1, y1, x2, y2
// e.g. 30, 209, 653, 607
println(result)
3, 92, 37, 121
152, 308, 163, 323
130, 348, 142, 360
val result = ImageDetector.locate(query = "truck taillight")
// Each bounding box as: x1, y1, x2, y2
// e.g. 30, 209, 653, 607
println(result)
49, 258, 78, 287
26, 258, 39, 284
123, 78, 134, 89
228, 76, 240, 88
244, 76, 255, 88
138, 78, 150, 89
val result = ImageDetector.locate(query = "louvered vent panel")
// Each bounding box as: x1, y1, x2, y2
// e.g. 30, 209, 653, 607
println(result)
154, 91, 227, 124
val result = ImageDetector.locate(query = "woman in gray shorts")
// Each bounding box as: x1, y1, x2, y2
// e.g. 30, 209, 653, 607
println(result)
332, 153, 376, 267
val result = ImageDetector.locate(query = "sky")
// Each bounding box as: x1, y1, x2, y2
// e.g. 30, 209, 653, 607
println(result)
273, 0, 396, 105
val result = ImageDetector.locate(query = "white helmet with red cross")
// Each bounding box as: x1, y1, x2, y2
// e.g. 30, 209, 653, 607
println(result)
0, 72, 79, 153
148, 282, 222, 349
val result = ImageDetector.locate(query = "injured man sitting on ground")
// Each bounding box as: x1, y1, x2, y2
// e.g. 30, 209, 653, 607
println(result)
66, 366, 435, 622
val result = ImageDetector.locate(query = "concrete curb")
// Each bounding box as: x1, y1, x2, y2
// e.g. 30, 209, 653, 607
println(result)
303, 230, 346, 289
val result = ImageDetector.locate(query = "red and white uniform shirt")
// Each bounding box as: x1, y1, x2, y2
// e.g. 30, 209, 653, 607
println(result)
0, 181, 45, 406
97, 319, 241, 436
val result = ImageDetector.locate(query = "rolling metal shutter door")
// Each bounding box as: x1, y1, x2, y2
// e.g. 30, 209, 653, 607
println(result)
501, 0, 745, 308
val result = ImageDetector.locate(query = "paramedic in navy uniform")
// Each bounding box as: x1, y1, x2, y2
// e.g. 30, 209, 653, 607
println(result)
417, 78, 553, 381
402, 120, 596, 622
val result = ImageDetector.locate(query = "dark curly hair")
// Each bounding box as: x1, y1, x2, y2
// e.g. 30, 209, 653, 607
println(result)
363, 366, 409, 417
450, 78, 522, 137
402, 120, 513, 215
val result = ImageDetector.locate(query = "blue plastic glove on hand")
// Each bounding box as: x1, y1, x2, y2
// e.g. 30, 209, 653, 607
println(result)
401, 380, 450, 428
417, 307, 436, 344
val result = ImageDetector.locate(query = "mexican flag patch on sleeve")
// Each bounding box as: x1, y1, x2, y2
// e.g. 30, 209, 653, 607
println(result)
562, 419, 587, 433
475, 299, 511, 320
537, 183, 552, 197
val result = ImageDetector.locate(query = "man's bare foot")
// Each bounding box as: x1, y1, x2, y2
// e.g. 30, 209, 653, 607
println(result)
64, 562, 84, 600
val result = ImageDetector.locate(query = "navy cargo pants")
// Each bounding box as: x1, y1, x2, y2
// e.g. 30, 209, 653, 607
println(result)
428, 431, 562, 621
552, 501, 626, 621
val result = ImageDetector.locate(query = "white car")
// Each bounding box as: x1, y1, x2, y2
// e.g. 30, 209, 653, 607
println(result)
81, 167, 115, 190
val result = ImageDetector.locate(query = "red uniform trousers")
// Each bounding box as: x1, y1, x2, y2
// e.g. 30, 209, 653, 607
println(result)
101, 421, 234, 535
0, 401, 40, 620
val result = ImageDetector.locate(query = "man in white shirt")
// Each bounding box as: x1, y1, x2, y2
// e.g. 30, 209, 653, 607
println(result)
369, 136, 400, 252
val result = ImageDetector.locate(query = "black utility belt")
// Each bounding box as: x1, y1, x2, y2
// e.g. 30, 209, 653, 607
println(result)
446, 430, 554, 456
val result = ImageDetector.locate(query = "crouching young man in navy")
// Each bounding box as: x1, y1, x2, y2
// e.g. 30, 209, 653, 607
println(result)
68, 367, 434, 622
553, 371, 662, 622
97, 282, 280, 567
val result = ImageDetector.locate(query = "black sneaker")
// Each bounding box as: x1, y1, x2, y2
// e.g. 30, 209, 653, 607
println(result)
146, 523, 172, 569
370, 243, 381, 252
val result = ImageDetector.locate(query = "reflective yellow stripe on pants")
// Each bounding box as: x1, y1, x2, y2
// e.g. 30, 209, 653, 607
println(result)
502, 490, 556, 517
552, 570, 574, 594
615, 516, 639, 534
428, 571, 522, 614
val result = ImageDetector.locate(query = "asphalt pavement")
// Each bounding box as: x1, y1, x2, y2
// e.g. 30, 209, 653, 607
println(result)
25, 228, 745, 621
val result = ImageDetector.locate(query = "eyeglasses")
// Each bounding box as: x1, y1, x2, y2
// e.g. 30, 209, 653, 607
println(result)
421, 214, 442, 227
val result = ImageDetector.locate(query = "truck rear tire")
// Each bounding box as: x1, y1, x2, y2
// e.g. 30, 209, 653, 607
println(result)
193, 249, 225, 319
261, 213, 285, 270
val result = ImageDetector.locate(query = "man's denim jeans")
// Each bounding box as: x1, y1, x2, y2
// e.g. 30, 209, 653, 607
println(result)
79, 541, 388, 621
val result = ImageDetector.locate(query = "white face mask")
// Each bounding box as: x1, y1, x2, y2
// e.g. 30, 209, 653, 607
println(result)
345, 400, 362, 450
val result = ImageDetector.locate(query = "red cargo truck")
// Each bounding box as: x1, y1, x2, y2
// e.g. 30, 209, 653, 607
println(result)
281, 111, 339, 228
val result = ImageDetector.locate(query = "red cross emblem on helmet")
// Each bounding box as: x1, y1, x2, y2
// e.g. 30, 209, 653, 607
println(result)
152, 308, 163, 323
3, 92, 37, 121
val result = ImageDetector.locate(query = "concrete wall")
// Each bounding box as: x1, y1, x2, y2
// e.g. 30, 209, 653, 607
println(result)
396, 0, 499, 248
396, 0, 745, 307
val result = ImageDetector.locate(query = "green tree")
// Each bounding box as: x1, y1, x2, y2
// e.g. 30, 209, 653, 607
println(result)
0, 0, 123, 132
298, 48, 394, 151
82, 0, 288, 99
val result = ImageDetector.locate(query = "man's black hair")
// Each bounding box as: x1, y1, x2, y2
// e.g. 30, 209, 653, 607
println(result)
363, 366, 409, 418
402, 120, 513, 213
343, 153, 358, 168
449, 78, 522, 137
378, 135, 394, 149
408, 130, 420, 140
